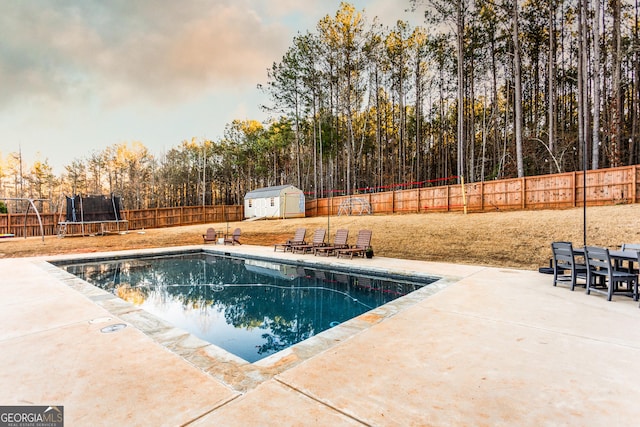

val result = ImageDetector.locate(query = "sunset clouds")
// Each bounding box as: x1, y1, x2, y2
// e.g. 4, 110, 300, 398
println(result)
0, 0, 292, 106
0, 0, 413, 171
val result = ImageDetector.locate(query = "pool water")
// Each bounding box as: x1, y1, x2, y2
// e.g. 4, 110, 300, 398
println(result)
56, 253, 435, 362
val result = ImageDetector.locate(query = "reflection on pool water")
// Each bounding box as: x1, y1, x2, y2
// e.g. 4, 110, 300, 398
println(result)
55, 253, 436, 362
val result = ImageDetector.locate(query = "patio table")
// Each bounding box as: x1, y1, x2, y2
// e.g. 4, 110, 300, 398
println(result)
609, 249, 640, 273
573, 247, 638, 264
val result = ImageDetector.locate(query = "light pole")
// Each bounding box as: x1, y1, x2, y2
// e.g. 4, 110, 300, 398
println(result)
327, 175, 331, 240
583, 134, 587, 247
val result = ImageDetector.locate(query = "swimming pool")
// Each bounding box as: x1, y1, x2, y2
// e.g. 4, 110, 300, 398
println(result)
54, 251, 437, 363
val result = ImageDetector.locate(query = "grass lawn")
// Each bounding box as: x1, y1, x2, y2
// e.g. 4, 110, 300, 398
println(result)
2, 204, 638, 270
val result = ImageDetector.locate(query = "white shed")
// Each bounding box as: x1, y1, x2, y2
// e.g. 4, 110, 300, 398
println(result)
244, 185, 305, 219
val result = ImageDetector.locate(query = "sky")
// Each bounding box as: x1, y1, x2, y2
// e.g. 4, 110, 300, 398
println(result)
0, 0, 418, 175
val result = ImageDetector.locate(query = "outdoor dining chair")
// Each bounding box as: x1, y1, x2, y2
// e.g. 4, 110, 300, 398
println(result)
584, 246, 638, 301
621, 243, 640, 251
551, 241, 587, 290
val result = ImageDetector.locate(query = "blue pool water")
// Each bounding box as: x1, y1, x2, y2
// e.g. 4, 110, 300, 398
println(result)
55, 252, 436, 362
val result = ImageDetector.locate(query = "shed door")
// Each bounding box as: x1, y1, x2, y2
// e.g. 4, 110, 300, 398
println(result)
282, 193, 302, 218
258, 198, 268, 217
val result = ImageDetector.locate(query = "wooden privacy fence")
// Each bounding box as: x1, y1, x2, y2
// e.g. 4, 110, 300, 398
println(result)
124, 205, 243, 229
3, 164, 639, 237
0, 205, 243, 238
306, 165, 640, 216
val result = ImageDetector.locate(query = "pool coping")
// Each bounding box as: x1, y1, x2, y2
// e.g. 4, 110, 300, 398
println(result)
42, 245, 459, 392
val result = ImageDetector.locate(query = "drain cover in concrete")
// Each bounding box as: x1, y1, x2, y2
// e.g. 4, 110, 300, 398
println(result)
100, 323, 127, 333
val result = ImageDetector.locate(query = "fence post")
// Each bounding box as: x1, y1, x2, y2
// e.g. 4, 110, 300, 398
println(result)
392, 191, 395, 213
571, 171, 578, 208
460, 176, 467, 214
633, 165, 637, 204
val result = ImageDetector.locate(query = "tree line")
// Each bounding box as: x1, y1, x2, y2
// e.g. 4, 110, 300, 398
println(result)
1, 1, 638, 214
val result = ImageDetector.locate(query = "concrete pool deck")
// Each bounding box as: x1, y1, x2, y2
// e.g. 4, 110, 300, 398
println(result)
1, 244, 639, 426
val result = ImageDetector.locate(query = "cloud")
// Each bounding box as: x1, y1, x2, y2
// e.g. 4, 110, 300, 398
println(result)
0, 0, 419, 174
0, 0, 290, 109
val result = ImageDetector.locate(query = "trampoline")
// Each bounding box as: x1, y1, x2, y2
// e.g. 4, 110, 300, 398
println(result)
58, 194, 128, 237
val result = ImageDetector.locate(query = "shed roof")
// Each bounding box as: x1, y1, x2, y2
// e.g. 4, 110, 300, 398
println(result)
244, 184, 301, 199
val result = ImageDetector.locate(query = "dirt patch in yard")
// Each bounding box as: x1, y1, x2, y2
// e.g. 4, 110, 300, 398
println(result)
2, 204, 638, 270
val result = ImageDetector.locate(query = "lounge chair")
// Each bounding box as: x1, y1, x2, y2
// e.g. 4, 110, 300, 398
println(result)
314, 229, 349, 256
274, 228, 307, 252
291, 229, 326, 254
551, 241, 587, 290
224, 228, 242, 245
202, 227, 217, 244
336, 230, 372, 259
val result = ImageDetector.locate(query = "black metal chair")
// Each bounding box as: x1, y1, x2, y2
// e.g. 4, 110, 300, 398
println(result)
551, 241, 587, 290
584, 246, 638, 301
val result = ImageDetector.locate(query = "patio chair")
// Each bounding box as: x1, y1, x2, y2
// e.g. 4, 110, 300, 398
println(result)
314, 229, 349, 256
274, 228, 307, 252
202, 227, 217, 244
224, 228, 242, 245
551, 241, 587, 290
637, 252, 640, 309
584, 246, 637, 301
291, 229, 326, 254
621, 243, 640, 251
336, 229, 372, 259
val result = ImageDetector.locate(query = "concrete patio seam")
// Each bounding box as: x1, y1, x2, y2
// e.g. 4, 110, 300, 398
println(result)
181, 394, 243, 427
273, 378, 372, 427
